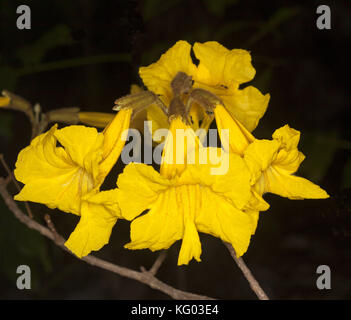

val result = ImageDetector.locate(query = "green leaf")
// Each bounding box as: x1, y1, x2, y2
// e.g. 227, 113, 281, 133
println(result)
16, 25, 74, 66
214, 20, 257, 41
0, 66, 19, 91
0, 199, 52, 288
16, 53, 131, 76
202, 0, 238, 17
300, 131, 343, 183
246, 6, 301, 47
0, 112, 14, 140
142, 0, 184, 21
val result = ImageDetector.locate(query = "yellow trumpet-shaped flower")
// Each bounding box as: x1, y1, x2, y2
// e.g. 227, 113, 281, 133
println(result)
211, 105, 328, 232
14, 124, 103, 214
14, 108, 132, 213
139, 40, 269, 136
243, 125, 329, 200
192, 41, 270, 132
139, 41, 197, 109
117, 115, 263, 265
14, 108, 132, 257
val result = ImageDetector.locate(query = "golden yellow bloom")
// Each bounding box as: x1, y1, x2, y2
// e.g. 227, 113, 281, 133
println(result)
244, 125, 329, 200
11, 38, 329, 263
14, 109, 132, 212
192, 41, 270, 132
211, 104, 328, 232
139, 41, 212, 140
14, 108, 132, 257
139, 41, 197, 108
117, 115, 261, 265
139, 40, 269, 136
14, 124, 103, 214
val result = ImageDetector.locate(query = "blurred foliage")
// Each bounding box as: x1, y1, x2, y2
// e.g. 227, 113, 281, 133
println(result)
301, 131, 342, 183
0, 113, 14, 140
0, 200, 51, 289
246, 6, 301, 47
202, 0, 238, 17
142, 0, 183, 21
16, 25, 74, 66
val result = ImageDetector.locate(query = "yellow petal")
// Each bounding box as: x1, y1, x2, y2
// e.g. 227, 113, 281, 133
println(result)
214, 104, 254, 155
98, 108, 132, 183
126, 184, 203, 265
221, 86, 270, 132
146, 103, 169, 144
54, 125, 104, 174
244, 191, 269, 235
65, 189, 120, 258
245, 209, 260, 235
272, 125, 305, 174
244, 138, 280, 184
176, 184, 202, 265
274, 148, 305, 174
178, 221, 201, 265
160, 116, 200, 179
117, 163, 170, 220
14, 125, 70, 183
14, 125, 99, 215
258, 165, 329, 200
125, 187, 184, 251
139, 40, 197, 106
184, 148, 252, 210
102, 109, 132, 159
193, 41, 256, 87
188, 102, 214, 134
245, 190, 270, 212
146, 102, 213, 146
196, 187, 253, 257
272, 124, 300, 151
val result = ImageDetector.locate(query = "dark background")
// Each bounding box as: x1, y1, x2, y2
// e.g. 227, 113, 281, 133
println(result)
0, 0, 350, 299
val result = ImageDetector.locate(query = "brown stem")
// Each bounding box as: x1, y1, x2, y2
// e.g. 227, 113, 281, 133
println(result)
149, 250, 168, 276
0, 177, 214, 300
0, 154, 33, 218
223, 241, 269, 300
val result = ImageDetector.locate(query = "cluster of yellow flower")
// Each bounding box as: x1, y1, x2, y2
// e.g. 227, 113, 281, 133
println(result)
13, 41, 328, 265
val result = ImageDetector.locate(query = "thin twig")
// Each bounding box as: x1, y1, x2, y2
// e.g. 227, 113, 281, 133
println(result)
0, 154, 33, 218
223, 241, 269, 300
0, 178, 214, 300
149, 250, 168, 276
44, 213, 63, 244
3, 175, 12, 187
